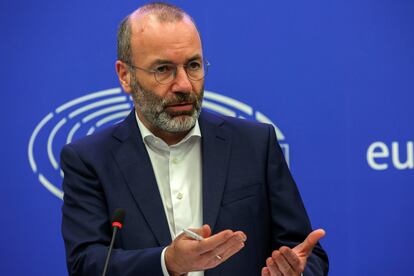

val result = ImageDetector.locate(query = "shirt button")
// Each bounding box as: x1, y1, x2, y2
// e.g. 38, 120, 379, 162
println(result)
177, 192, 183, 200
172, 157, 179, 164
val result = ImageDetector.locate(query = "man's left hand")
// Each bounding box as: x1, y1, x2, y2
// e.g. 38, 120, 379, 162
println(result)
261, 229, 326, 276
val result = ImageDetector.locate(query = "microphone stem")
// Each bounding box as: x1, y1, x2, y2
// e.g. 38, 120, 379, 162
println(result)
102, 227, 118, 276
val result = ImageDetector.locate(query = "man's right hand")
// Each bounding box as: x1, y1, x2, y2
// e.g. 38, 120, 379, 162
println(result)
165, 224, 246, 275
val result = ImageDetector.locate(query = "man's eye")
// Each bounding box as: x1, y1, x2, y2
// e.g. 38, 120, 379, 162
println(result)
187, 61, 202, 71
154, 65, 173, 74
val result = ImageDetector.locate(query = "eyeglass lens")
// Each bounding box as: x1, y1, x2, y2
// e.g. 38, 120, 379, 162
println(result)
155, 61, 208, 84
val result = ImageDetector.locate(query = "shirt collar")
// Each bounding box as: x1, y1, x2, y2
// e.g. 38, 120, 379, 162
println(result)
135, 111, 201, 150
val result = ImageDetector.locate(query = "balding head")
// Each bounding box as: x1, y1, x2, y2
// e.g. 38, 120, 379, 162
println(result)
117, 2, 199, 65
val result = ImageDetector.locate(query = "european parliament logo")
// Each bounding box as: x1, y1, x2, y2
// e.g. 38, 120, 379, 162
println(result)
27, 88, 290, 199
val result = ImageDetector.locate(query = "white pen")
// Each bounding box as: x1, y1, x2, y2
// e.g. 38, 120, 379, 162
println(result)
183, 228, 204, 241
182, 228, 222, 260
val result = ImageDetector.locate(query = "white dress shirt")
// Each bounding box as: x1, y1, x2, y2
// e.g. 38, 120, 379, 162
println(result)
136, 113, 204, 276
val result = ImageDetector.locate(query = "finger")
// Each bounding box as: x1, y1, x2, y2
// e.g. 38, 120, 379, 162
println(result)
261, 267, 270, 276
215, 235, 245, 260
279, 246, 302, 273
272, 250, 295, 275
294, 229, 326, 257
234, 230, 247, 242
202, 234, 244, 266
266, 256, 283, 276
195, 229, 235, 254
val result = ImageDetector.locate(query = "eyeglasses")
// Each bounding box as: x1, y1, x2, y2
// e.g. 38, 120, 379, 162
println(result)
126, 59, 210, 85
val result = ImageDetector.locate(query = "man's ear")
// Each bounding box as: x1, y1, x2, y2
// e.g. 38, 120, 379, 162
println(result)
115, 60, 132, 94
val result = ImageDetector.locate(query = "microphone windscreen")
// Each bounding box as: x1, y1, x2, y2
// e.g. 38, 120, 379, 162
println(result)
111, 208, 126, 224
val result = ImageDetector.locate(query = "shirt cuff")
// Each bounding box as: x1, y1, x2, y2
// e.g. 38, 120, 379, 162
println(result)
161, 246, 170, 276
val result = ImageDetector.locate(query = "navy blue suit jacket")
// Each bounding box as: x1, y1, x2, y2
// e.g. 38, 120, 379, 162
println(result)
61, 110, 328, 275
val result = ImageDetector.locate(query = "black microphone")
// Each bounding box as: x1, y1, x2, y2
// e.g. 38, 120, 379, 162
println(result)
102, 208, 126, 276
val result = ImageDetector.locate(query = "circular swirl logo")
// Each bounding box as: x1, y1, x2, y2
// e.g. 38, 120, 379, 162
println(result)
28, 88, 289, 199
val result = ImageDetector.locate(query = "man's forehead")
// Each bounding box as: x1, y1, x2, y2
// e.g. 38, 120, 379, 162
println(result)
128, 13, 202, 63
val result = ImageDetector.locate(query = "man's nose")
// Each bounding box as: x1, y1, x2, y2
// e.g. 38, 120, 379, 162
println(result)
171, 66, 192, 93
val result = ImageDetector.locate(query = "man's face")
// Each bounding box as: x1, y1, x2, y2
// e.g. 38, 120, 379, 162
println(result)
129, 71, 204, 133
127, 14, 205, 133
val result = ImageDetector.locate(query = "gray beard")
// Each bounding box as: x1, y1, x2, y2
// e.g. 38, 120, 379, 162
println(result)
130, 75, 203, 133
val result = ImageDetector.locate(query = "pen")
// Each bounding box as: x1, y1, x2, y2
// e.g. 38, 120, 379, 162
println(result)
182, 228, 204, 241
182, 228, 222, 260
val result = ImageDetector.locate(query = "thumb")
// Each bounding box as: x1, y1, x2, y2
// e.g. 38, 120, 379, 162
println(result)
189, 224, 212, 239
293, 229, 326, 257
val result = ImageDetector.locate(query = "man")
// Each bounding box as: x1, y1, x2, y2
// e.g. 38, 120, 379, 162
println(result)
61, 3, 328, 276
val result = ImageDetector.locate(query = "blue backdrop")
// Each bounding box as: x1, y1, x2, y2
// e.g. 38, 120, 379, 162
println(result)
1, 0, 413, 275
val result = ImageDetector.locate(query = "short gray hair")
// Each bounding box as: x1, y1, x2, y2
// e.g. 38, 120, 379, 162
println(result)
117, 2, 191, 65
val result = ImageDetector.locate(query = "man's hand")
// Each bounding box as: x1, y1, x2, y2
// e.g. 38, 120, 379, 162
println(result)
165, 224, 246, 275
261, 229, 326, 276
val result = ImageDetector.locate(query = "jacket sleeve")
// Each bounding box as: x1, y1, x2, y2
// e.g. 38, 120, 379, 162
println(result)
61, 144, 165, 276
265, 125, 329, 275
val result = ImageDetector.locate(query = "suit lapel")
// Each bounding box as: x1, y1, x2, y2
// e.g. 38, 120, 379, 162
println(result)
200, 112, 232, 232
112, 111, 171, 246
111, 110, 232, 242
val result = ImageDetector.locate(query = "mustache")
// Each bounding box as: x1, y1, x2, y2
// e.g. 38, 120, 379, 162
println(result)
162, 92, 198, 106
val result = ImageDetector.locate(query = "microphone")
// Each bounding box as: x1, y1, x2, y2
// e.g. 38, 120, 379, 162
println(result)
102, 208, 126, 276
